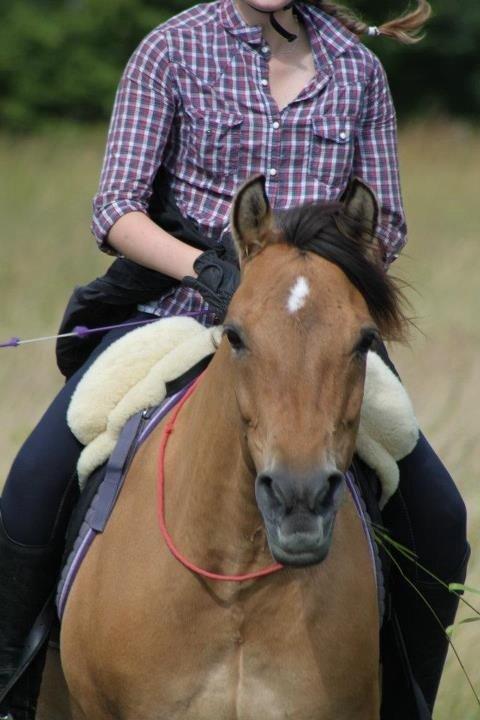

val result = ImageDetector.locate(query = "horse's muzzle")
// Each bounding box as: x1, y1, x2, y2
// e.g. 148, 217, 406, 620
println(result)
255, 466, 345, 567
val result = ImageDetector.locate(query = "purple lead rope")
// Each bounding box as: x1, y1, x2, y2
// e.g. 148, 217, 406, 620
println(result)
0, 311, 214, 350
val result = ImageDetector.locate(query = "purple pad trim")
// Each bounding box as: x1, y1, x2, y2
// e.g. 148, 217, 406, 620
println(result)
138, 387, 190, 445
345, 470, 384, 624
57, 528, 96, 619
345, 470, 377, 581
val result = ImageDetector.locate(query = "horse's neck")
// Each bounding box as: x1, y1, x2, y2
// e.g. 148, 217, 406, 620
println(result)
164, 345, 271, 577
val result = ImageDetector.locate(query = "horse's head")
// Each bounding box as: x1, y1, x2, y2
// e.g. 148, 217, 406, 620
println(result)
225, 175, 406, 567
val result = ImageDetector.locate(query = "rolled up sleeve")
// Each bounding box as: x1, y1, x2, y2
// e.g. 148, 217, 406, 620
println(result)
353, 54, 407, 266
92, 31, 176, 252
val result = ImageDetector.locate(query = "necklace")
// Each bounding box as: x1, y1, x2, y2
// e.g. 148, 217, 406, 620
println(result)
270, 14, 302, 58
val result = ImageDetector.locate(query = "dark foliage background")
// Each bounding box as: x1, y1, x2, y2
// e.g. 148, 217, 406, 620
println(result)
1, 0, 478, 129
354, 0, 480, 120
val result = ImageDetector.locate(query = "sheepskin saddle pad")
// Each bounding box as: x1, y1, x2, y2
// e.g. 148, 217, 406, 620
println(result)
67, 315, 419, 508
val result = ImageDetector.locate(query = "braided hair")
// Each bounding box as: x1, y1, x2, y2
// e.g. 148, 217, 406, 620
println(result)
313, 0, 432, 44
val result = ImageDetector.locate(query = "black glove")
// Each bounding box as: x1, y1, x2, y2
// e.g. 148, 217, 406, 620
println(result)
182, 247, 240, 322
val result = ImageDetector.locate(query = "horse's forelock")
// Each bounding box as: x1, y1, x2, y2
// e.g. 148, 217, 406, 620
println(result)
276, 203, 408, 341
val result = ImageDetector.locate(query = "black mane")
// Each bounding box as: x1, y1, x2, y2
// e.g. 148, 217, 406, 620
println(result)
276, 201, 406, 339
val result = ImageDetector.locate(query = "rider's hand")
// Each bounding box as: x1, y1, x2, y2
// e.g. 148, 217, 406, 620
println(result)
182, 247, 240, 322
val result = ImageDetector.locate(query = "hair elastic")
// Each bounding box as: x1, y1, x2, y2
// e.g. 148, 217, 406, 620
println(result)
367, 26, 381, 37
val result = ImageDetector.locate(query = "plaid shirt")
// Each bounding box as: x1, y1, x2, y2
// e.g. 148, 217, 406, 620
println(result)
93, 0, 407, 318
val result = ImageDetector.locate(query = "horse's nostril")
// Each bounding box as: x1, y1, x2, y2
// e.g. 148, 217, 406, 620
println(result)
257, 474, 290, 512
314, 471, 344, 513
329, 471, 344, 496
257, 469, 344, 518
257, 474, 272, 496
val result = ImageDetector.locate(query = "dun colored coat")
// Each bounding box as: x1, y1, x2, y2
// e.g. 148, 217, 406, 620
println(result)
57, 175, 406, 720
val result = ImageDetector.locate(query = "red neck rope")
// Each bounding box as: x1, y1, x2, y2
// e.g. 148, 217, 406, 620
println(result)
157, 376, 283, 582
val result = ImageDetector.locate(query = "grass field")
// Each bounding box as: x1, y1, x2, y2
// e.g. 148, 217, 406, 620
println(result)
1, 120, 479, 718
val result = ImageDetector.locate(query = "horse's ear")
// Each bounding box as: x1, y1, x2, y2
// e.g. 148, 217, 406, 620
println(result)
338, 179, 382, 265
231, 174, 280, 264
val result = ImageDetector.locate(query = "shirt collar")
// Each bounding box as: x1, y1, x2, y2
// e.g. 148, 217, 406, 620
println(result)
218, 0, 358, 59
217, 0, 264, 45
298, 2, 358, 76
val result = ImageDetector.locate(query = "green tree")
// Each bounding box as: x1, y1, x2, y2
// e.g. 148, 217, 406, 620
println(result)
352, 0, 480, 117
0, 0, 169, 128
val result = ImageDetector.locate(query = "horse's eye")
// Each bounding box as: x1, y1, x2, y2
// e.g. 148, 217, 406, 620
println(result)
224, 327, 246, 352
354, 329, 378, 357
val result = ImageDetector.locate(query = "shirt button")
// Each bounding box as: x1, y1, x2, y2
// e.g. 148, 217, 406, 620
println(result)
272, 121, 280, 129
261, 78, 268, 86
339, 131, 347, 140
261, 45, 269, 54
269, 168, 277, 177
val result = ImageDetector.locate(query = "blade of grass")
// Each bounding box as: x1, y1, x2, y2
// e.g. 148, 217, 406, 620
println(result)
372, 525, 480, 618
446, 618, 480, 637
449, 583, 480, 596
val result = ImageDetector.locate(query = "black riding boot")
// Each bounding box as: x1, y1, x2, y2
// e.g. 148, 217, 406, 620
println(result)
0, 513, 61, 720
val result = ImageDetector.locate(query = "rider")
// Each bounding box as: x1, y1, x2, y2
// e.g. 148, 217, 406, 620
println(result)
0, 0, 469, 718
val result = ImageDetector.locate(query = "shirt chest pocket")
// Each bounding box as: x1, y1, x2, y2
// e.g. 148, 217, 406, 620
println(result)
308, 116, 356, 189
185, 110, 244, 177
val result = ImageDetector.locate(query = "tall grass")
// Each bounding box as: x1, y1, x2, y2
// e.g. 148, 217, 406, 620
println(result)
0, 120, 479, 717
0, 125, 109, 451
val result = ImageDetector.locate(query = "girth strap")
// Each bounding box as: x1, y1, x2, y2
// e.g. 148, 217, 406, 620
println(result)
56, 383, 194, 620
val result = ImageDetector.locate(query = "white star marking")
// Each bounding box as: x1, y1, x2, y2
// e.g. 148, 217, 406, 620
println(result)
287, 276, 310, 314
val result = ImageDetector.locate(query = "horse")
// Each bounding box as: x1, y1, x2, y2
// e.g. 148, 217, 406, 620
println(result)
58, 174, 406, 720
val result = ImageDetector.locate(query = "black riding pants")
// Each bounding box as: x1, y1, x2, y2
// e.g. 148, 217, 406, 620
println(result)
382, 432, 469, 710
0, 312, 154, 546
0, 331, 469, 711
